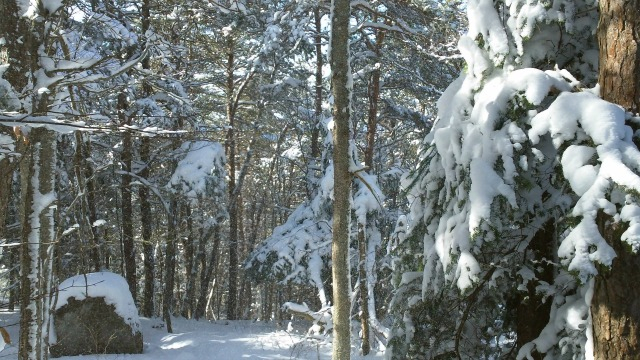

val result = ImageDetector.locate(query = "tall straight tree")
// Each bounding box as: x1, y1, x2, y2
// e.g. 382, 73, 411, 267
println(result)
118, 90, 137, 299
0, 129, 17, 262
4, 1, 58, 358
225, 36, 239, 320
357, 21, 386, 355
139, 0, 155, 318
330, 0, 352, 357
0, 0, 24, 253
592, 0, 640, 357
18, 127, 56, 360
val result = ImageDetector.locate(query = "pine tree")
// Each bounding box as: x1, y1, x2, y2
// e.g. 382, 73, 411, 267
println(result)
591, 0, 640, 357
385, 0, 640, 358
330, 0, 352, 357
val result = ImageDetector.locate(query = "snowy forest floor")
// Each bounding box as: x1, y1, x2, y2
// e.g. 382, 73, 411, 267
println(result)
0, 311, 384, 359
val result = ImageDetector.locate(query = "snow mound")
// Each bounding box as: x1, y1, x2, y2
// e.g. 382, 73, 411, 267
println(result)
55, 271, 140, 330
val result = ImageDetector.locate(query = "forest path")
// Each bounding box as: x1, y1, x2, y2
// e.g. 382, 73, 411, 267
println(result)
0, 311, 383, 359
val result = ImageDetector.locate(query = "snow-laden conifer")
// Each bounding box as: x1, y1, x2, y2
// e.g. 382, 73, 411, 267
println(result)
387, 0, 640, 357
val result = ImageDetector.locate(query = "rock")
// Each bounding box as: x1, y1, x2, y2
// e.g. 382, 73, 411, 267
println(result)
49, 272, 143, 357
50, 296, 143, 357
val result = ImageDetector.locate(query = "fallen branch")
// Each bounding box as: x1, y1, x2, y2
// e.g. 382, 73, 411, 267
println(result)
282, 302, 332, 336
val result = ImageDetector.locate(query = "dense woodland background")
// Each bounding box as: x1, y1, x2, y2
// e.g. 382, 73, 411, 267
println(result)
1, 0, 640, 359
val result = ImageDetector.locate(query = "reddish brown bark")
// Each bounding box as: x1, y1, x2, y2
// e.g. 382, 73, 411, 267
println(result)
591, 215, 640, 359
593, 0, 640, 358
598, 0, 640, 113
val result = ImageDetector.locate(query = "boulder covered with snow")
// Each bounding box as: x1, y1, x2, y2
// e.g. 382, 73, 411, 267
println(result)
50, 272, 143, 357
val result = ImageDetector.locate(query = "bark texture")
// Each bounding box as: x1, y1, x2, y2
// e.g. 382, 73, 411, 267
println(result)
0, 0, 28, 101
11, 2, 57, 357
598, 0, 640, 113
0, 129, 17, 252
330, 0, 352, 358
18, 127, 57, 360
591, 215, 640, 359
0, 0, 23, 306
357, 226, 371, 355
593, 0, 640, 358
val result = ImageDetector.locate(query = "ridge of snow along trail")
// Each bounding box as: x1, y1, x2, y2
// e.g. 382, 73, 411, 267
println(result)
0, 312, 384, 359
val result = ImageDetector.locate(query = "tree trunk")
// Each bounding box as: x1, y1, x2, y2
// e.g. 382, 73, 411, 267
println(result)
226, 38, 239, 321
312, 7, 323, 163
237, 198, 246, 319
139, 0, 154, 318
73, 131, 101, 271
8, 244, 18, 312
163, 199, 179, 333
0, 0, 28, 100
357, 225, 371, 355
0, 130, 17, 252
591, 213, 640, 359
83, 136, 102, 271
11, 2, 57, 356
182, 206, 196, 319
357, 26, 386, 355
140, 138, 155, 317
193, 225, 210, 320
18, 127, 57, 360
592, 0, 640, 358
195, 224, 221, 320
304, 7, 324, 200
598, 0, 640, 114
0, 129, 18, 312
118, 92, 137, 301
330, 0, 353, 357
516, 220, 555, 359
364, 53, 381, 170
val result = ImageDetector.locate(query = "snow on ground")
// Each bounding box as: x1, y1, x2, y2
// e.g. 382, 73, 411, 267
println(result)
0, 311, 384, 359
